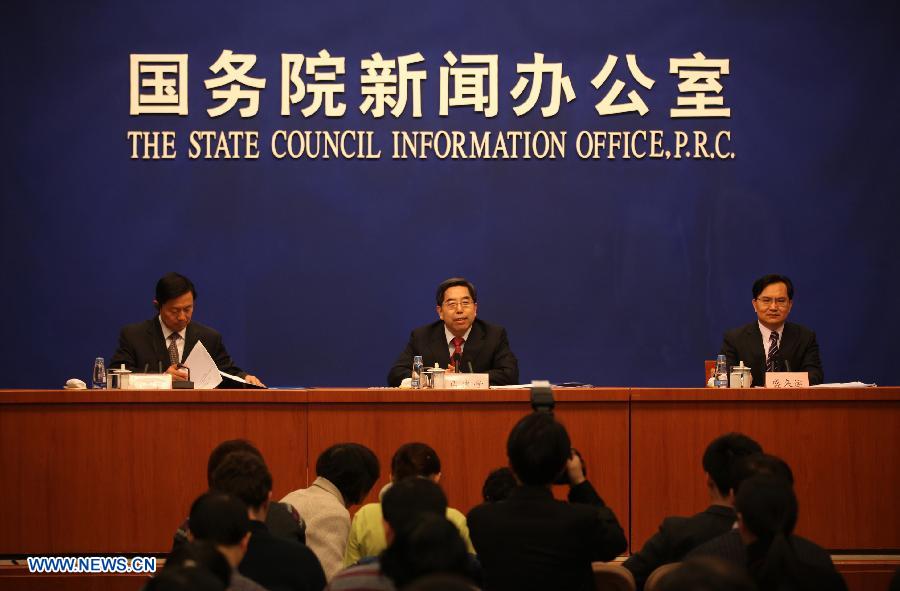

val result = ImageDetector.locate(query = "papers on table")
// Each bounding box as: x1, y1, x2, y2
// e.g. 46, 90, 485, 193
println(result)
811, 382, 877, 388
183, 341, 223, 389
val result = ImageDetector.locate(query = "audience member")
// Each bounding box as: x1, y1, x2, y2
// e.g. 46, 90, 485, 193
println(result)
467, 412, 627, 591
655, 556, 756, 591
144, 565, 226, 591
173, 439, 305, 553
624, 433, 762, 590
344, 443, 475, 567
188, 491, 269, 591
212, 451, 326, 591
328, 478, 473, 591
281, 443, 380, 579
166, 540, 232, 589
480, 467, 516, 503
735, 475, 846, 591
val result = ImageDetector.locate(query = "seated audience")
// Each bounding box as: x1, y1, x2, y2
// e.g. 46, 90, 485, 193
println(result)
654, 556, 756, 591
344, 442, 475, 567
281, 443, 380, 579
165, 540, 232, 589
735, 475, 846, 591
328, 478, 473, 591
187, 491, 269, 591
144, 565, 226, 591
212, 451, 326, 591
623, 433, 762, 590
480, 467, 516, 503
173, 439, 305, 553
467, 412, 627, 591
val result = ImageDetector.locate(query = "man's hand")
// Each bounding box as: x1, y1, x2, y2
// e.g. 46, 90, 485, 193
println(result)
565, 449, 587, 486
165, 364, 189, 381
244, 374, 265, 387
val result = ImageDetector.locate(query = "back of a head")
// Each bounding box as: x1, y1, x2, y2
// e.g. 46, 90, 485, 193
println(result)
209, 451, 272, 511
656, 557, 756, 591
736, 474, 798, 544
380, 513, 470, 589
732, 453, 795, 493
189, 491, 249, 546
316, 442, 380, 505
144, 566, 225, 591
164, 540, 231, 589
402, 573, 477, 591
392, 442, 441, 480
702, 433, 763, 496
481, 467, 517, 502
506, 412, 570, 486
382, 477, 449, 534
206, 439, 263, 487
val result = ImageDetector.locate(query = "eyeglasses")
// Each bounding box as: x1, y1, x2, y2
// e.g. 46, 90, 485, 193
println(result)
755, 297, 789, 308
442, 299, 474, 310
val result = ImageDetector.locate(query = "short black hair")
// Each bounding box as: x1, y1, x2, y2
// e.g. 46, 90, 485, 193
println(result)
731, 453, 795, 491
735, 474, 798, 540
206, 439, 263, 487
380, 513, 470, 588
482, 467, 517, 502
507, 412, 571, 486
657, 557, 756, 591
315, 443, 380, 506
382, 477, 448, 534
752, 274, 794, 300
165, 540, 231, 589
145, 566, 225, 591
156, 272, 197, 306
436, 277, 477, 306
392, 442, 441, 480
701, 433, 763, 497
209, 451, 272, 510
188, 491, 249, 546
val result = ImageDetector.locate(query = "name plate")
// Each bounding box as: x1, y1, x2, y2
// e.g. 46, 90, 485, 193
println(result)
443, 373, 489, 390
120, 373, 173, 390
765, 372, 810, 388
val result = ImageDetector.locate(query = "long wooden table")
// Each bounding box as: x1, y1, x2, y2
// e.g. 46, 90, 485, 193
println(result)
0, 387, 897, 558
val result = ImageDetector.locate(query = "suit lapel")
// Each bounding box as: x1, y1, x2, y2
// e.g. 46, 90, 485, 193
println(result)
461, 321, 485, 368
183, 324, 199, 364
147, 318, 168, 371
778, 323, 797, 366
428, 323, 452, 368
745, 324, 766, 370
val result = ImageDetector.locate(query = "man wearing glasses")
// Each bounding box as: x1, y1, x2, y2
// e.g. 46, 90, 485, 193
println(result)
720, 274, 823, 386
387, 277, 519, 386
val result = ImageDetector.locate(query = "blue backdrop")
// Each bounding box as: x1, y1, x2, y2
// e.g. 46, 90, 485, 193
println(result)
2, 1, 898, 388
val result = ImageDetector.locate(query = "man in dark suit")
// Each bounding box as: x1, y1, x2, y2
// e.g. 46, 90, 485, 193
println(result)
211, 451, 327, 591
467, 412, 627, 591
387, 277, 518, 386
720, 274, 823, 386
110, 272, 264, 386
623, 433, 762, 590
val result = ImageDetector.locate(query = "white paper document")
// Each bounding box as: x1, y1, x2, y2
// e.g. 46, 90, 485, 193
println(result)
183, 341, 223, 389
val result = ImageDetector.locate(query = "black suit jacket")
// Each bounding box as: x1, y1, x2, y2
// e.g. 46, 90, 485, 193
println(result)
110, 317, 246, 378
720, 322, 823, 386
240, 520, 326, 591
387, 318, 519, 386
623, 505, 736, 590
467, 481, 627, 591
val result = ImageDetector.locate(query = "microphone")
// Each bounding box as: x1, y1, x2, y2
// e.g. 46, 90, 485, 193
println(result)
452, 352, 461, 370
782, 357, 792, 372
467, 361, 474, 374
144, 363, 150, 373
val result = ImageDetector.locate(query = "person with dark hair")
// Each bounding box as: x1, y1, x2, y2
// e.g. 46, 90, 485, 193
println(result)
211, 452, 326, 591
735, 475, 845, 591
654, 556, 756, 591
165, 540, 232, 589
344, 443, 474, 567
481, 467, 517, 503
720, 274, 823, 386
173, 440, 306, 553
387, 277, 518, 386
110, 272, 264, 386
186, 492, 268, 591
281, 443, 380, 580
328, 479, 474, 591
144, 565, 226, 591
623, 433, 762, 590
467, 412, 626, 591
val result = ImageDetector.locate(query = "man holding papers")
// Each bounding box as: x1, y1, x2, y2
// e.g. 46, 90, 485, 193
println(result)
110, 272, 265, 387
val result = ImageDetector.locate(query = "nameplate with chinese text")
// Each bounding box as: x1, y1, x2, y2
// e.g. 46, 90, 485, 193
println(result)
765, 372, 810, 388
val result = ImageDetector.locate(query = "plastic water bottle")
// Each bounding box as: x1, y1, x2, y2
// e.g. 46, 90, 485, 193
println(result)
411, 355, 424, 389
92, 357, 107, 389
714, 354, 728, 388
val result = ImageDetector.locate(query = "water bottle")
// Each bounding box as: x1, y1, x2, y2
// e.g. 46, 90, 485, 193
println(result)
411, 355, 424, 389
714, 354, 728, 388
92, 357, 107, 389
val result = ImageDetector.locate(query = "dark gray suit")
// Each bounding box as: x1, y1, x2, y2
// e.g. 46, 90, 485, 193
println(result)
387, 318, 519, 386
110, 317, 246, 378
720, 322, 823, 386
